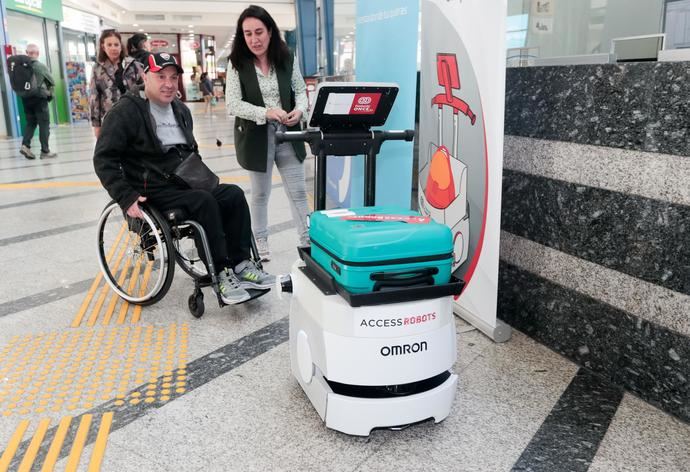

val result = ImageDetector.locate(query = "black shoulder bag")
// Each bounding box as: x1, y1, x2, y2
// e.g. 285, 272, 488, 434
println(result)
170, 151, 219, 191
148, 147, 219, 192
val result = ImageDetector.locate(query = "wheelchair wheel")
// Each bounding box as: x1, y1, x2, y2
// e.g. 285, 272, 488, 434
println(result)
173, 228, 208, 279
188, 290, 204, 318
97, 201, 175, 305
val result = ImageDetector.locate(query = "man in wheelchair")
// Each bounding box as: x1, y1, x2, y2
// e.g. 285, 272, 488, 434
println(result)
94, 52, 274, 305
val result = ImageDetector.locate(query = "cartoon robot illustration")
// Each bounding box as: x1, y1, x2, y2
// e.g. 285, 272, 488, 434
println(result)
418, 53, 476, 271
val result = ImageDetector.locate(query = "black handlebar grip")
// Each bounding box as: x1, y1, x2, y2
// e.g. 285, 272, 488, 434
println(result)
380, 129, 415, 142
275, 130, 312, 144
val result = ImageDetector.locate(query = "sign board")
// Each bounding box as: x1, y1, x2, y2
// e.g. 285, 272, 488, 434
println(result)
6, 0, 63, 21
418, 0, 511, 342
150, 39, 169, 48
62, 6, 99, 34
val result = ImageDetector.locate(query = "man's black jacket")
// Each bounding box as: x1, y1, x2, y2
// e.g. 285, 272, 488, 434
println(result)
93, 88, 198, 211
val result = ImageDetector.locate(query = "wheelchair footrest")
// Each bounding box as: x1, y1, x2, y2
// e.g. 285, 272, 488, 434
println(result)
218, 287, 270, 307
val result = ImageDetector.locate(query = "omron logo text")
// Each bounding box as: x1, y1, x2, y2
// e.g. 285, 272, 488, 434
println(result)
358, 96, 372, 105
380, 341, 428, 356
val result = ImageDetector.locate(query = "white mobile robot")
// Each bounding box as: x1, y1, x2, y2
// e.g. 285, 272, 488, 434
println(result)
278, 83, 462, 436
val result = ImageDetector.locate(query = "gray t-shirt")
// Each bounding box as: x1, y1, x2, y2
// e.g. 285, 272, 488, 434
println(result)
148, 101, 187, 152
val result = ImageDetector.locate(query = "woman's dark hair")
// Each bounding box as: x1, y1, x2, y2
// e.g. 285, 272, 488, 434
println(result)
97, 29, 125, 64
127, 33, 148, 56
200, 72, 208, 81
229, 5, 290, 71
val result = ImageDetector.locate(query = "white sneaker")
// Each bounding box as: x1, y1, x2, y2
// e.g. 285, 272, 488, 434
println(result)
217, 268, 251, 304
256, 238, 270, 262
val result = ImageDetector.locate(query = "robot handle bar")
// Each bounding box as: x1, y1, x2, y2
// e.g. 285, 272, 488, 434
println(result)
275, 129, 414, 144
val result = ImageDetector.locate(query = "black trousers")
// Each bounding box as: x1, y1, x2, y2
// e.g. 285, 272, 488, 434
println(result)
21, 97, 51, 153
146, 184, 252, 272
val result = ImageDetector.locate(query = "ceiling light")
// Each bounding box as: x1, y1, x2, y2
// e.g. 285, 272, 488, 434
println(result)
133, 24, 138, 27
188, 25, 194, 28
138, 29, 144, 32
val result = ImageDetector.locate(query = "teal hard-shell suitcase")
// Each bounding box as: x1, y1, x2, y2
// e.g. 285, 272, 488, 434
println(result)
309, 206, 453, 294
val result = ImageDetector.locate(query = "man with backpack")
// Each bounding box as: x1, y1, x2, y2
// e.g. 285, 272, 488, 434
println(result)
10, 44, 57, 160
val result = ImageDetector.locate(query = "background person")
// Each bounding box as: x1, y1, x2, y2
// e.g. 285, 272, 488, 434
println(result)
226, 5, 309, 262
89, 30, 138, 138
19, 44, 57, 160
124, 32, 149, 88
200, 72, 214, 114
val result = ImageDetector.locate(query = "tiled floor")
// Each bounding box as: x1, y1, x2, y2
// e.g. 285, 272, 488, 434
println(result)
0, 105, 688, 471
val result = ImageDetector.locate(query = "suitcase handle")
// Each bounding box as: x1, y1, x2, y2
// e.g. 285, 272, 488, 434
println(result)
370, 267, 438, 291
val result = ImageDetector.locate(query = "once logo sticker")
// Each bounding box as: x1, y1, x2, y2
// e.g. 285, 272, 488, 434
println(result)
358, 96, 372, 105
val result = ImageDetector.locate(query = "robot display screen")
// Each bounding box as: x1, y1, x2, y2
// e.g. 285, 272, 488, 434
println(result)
307, 82, 399, 131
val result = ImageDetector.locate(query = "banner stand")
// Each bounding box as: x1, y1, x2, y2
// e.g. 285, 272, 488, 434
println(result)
419, 0, 511, 343
454, 305, 512, 343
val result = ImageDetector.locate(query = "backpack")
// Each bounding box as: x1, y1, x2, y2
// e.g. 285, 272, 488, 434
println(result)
7, 55, 39, 97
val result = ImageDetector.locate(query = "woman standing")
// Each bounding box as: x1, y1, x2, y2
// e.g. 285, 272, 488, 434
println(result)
200, 72, 214, 114
89, 30, 133, 138
226, 5, 309, 261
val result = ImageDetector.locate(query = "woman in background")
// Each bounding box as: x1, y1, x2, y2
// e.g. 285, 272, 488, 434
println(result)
89, 30, 136, 138
226, 5, 309, 262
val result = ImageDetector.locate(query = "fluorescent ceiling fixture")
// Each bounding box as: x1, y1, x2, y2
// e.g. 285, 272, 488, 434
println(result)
138, 29, 144, 32
133, 24, 139, 26
188, 25, 194, 28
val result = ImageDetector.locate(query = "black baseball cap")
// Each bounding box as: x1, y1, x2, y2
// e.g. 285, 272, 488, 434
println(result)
144, 53, 184, 73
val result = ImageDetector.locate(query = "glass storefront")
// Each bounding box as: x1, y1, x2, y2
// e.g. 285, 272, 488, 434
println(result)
202, 36, 217, 79
333, 1, 356, 77
333, 0, 682, 71
63, 29, 97, 122
181, 34, 203, 101
506, 0, 668, 63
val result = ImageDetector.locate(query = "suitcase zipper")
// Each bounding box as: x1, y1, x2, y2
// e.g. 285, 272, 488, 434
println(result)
311, 239, 452, 267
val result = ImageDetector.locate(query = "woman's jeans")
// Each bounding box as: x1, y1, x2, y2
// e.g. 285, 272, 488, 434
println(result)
248, 121, 309, 245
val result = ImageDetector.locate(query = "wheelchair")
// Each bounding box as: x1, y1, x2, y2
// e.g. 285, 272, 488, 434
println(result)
96, 200, 270, 318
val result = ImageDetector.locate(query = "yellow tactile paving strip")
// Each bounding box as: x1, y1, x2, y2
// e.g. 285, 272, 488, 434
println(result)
1, 167, 300, 468
0, 324, 188, 418
0, 413, 113, 472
